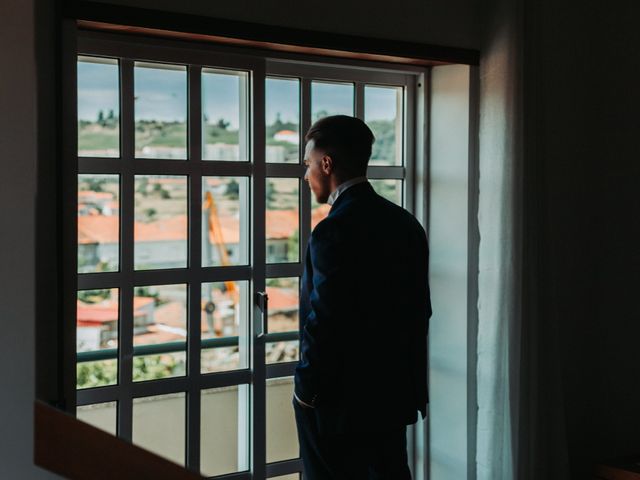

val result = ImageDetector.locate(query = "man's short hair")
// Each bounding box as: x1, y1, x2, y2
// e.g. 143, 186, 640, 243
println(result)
305, 115, 375, 178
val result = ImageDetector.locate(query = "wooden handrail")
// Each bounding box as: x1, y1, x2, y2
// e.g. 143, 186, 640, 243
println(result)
34, 401, 205, 479
595, 457, 640, 480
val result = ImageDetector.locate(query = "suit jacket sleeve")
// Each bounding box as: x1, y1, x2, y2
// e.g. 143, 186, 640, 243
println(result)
294, 222, 350, 407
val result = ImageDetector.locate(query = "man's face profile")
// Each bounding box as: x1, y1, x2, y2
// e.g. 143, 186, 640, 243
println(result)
304, 139, 332, 204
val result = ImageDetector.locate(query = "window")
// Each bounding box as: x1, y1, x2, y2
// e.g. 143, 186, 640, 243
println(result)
71, 31, 421, 478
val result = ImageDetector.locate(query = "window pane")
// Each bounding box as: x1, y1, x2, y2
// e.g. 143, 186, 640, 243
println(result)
311, 195, 330, 231
78, 174, 119, 273
266, 78, 300, 163
266, 178, 299, 263
77, 402, 117, 435
135, 62, 187, 159
201, 281, 249, 373
133, 284, 187, 382
267, 377, 298, 463
202, 69, 248, 161
78, 56, 119, 157
202, 177, 249, 267
201, 385, 250, 476
312, 81, 354, 121
270, 475, 300, 480
365, 85, 403, 166
266, 277, 299, 364
134, 175, 187, 270
133, 392, 185, 465
76, 288, 118, 389
370, 179, 403, 206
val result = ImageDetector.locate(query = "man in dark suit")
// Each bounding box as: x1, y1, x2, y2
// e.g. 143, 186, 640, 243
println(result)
294, 115, 431, 479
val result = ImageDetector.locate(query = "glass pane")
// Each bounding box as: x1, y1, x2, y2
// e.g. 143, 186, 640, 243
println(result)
201, 385, 250, 477
134, 175, 187, 270
202, 69, 248, 161
135, 62, 187, 159
202, 177, 249, 267
133, 392, 185, 465
266, 178, 299, 263
78, 174, 119, 273
370, 179, 403, 206
365, 85, 403, 166
266, 277, 299, 364
266, 77, 300, 163
133, 284, 187, 382
76, 288, 118, 389
201, 281, 249, 373
311, 81, 354, 122
311, 195, 330, 231
78, 56, 119, 157
267, 377, 298, 463
77, 402, 117, 435
270, 475, 300, 480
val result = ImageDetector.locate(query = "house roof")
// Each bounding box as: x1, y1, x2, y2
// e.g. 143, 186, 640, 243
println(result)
265, 286, 298, 312
77, 296, 154, 325
78, 208, 321, 245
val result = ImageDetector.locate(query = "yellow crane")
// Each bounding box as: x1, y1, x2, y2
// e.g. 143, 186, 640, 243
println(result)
203, 190, 238, 336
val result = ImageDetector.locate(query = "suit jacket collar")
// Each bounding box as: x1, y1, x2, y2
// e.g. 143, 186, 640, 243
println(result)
328, 181, 375, 216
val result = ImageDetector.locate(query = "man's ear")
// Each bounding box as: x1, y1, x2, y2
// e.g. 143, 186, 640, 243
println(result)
321, 155, 333, 175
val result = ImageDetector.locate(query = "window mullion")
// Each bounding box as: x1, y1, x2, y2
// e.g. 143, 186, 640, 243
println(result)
187, 64, 203, 472
250, 59, 268, 480
117, 58, 135, 441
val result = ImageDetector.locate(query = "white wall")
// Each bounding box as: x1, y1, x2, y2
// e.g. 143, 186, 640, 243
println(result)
0, 0, 59, 477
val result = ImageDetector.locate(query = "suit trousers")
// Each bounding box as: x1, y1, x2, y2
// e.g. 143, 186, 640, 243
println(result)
293, 400, 412, 480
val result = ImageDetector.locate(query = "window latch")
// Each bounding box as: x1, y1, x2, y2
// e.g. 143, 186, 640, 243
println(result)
256, 291, 269, 338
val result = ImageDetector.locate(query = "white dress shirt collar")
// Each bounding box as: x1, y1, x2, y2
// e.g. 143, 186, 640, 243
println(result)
327, 176, 368, 206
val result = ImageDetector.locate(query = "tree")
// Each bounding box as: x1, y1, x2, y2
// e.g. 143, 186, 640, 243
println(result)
216, 118, 230, 130
225, 179, 240, 200
97, 109, 105, 125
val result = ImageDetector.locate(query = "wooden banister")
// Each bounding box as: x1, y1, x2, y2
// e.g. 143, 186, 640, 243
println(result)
34, 401, 205, 479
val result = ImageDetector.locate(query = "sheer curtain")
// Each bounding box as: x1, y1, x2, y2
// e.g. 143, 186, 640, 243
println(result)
476, 0, 570, 478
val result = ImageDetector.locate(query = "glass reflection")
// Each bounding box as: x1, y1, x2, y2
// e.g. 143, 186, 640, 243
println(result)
132, 393, 185, 465
267, 377, 298, 463
132, 284, 187, 382
78, 56, 120, 157
77, 402, 117, 435
365, 85, 403, 166
266, 77, 300, 163
201, 385, 250, 476
76, 288, 119, 389
311, 81, 354, 121
134, 175, 187, 270
201, 281, 249, 373
135, 62, 187, 159
202, 177, 249, 267
370, 179, 403, 206
202, 69, 248, 161
266, 178, 299, 263
78, 174, 119, 273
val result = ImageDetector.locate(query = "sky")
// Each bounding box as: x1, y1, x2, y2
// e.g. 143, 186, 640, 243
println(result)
78, 58, 401, 126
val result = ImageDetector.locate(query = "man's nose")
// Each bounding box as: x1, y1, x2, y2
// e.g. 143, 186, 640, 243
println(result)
303, 168, 309, 182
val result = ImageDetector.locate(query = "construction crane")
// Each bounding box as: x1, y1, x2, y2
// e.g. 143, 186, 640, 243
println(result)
203, 190, 239, 336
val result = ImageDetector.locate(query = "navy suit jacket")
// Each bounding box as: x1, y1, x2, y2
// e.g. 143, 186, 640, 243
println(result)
294, 182, 431, 434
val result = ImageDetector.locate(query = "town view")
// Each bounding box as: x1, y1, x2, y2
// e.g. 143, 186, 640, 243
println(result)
76, 58, 402, 389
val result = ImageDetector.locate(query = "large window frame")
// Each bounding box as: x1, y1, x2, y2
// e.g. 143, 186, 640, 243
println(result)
64, 28, 426, 479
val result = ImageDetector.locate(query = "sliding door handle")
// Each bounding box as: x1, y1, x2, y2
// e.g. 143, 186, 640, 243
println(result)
256, 291, 269, 338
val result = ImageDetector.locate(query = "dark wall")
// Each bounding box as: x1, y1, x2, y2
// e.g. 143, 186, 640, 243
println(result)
88, 0, 481, 49
528, 1, 640, 476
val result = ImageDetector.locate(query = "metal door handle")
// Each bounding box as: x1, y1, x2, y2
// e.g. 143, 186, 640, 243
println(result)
256, 291, 269, 338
